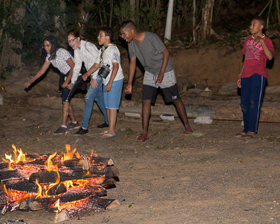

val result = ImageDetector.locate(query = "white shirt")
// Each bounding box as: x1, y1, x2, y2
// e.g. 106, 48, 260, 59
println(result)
99, 45, 124, 85
46, 48, 72, 75
71, 40, 99, 84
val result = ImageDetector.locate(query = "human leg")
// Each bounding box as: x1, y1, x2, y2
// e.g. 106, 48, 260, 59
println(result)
173, 99, 192, 132
142, 99, 152, 137
240, 76, 251, 133
247, 74, 266, 134
81, 85, 98, 130
95, 77, 109, 125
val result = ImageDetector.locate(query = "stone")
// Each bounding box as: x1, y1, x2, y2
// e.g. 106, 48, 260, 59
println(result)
125, 112, 141, 118
160, 114, 175, 121
218, 82, 239, 96
265, 85, 280, 95
194, 116, 213, 124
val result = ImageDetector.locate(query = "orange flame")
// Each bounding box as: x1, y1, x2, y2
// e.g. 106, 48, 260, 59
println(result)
53, 199, 62, 212
45, 152, 57, 171
78, 22, 81, 27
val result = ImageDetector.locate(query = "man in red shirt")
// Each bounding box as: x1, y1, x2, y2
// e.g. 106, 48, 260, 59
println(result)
236, 16, 274, 139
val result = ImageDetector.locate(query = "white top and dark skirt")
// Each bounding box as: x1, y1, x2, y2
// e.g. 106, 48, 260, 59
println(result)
46, 48, 73, 102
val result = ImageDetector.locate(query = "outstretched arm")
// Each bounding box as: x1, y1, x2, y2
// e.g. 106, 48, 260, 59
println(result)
82, 63, 99, 81
125, 56, 136, 94
25, 61, 51, 88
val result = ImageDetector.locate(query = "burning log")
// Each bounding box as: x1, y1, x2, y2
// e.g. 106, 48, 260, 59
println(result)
0, 144, 119, 219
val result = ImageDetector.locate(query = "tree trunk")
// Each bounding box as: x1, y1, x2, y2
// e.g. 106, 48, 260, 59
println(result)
192, 0, 197, 43
130, 0, 136, 21
164, 0, 174, 41
201, 0, 215, 39
109, 0, 113, 27
0, 1, 25, 78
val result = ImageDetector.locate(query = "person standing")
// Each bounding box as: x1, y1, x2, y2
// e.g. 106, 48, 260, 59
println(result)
25, 35, 79, 134
67, 30, 109, 135
83, 27, 124, 139
236, 16, 274, 139
120, 20, 192, 141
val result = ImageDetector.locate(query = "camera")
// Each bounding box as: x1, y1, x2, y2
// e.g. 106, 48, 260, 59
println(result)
98, 64, 111, 79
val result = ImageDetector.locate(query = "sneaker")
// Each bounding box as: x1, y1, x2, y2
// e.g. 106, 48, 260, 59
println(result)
97, 122, 109, 128
67, 122, 80, 130
54, 126, 68, 134
75, 127, 88, 135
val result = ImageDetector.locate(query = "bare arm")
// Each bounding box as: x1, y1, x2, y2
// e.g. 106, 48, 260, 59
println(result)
125, 56, 136, 94
62, 58, 74, 88
260, 39, 273, 60
157, 48, 169, 83
105, 62, 119, 92
82, 63, 99, 81
25, 61, 51, 88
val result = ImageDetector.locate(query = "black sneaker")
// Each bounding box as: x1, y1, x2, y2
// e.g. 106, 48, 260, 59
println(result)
75, 128, 88, 135
67, 122, 80, 130
97, 122, 109, 128
54, 126, 68, 134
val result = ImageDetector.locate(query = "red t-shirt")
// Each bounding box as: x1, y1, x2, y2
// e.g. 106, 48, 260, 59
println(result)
242, 35, 274, 78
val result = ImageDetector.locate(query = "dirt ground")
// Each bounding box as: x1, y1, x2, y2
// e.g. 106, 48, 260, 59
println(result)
1, 46, 280, 224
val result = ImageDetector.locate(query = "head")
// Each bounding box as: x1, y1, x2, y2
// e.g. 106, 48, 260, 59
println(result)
98, 27, 113, 46
68, 29, 81, 50
120, 20, 136, 43
250, 16, 265, 35
42, 35, 60, 60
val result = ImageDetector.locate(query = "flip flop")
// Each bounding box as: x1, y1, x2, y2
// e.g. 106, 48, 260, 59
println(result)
99, 130, 109, 135
101, 133, 117, 139
235, 132, 247, 138
137, 135, 148, 142
184, 130, 193, 134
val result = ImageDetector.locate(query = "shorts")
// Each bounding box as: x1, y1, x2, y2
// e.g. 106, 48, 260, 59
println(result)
142, 70, 179, 104
104, 79, 124, 109
61, 72, 72, 102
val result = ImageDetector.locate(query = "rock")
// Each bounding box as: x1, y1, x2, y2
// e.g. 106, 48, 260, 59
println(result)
265, 85, 280, 95
160, 114, 175, 121
194, 116, 213, 124
125, 112, 141, 118
218, 82, 238, 96
106, 199, 121, 210
54, 209, 70, 223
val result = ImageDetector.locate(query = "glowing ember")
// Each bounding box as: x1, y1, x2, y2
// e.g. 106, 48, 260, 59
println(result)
0, 145, 119, 218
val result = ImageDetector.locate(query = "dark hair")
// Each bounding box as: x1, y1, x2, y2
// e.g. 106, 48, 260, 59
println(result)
252, 16, 265, 27
99, 27, 114, 42
120, 20, 136, 30
42, 35, 60, 61
68, 29, 81, 39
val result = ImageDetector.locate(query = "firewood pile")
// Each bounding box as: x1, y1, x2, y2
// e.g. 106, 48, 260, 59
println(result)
0, 144, 119, 222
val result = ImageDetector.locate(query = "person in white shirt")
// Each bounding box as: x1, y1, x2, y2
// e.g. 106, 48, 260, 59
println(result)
24, 36, 79, 134
67, 30, 108, 135
82, 27, 124, 139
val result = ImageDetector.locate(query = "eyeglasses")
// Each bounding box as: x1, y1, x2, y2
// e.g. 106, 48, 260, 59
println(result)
68, 38, 77, 43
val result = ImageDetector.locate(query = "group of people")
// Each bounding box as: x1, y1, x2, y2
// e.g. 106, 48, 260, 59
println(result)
25, 16, 274, 141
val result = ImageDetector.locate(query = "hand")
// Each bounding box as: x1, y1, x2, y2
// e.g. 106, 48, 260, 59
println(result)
61, 81, 68, 89
237, 78, 241, 88
90, 78, 98, 89
125, 84, 132, 94
67, 83, 74, 89
82, 73, 89, 81
105, 82, 112, 92
24, 81, 31, 88
156, 73, 164, 83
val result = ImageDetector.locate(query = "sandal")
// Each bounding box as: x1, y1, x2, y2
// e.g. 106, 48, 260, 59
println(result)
184, 130, 193, 134
101, 133, 117, 139
137, 135, 148, 142
235, 132, 247, 138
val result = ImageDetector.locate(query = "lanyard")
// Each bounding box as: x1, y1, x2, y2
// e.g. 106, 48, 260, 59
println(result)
99, 43, 116, 67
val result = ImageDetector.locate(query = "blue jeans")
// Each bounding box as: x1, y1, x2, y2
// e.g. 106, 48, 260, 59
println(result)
241, 74, 266, 133
81, 77, 108, 129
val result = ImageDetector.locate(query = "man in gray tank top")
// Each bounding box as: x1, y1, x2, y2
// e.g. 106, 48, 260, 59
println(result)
120, 20, 192, 141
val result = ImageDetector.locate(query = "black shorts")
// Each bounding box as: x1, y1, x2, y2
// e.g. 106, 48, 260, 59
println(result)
142, 84, 180, 104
